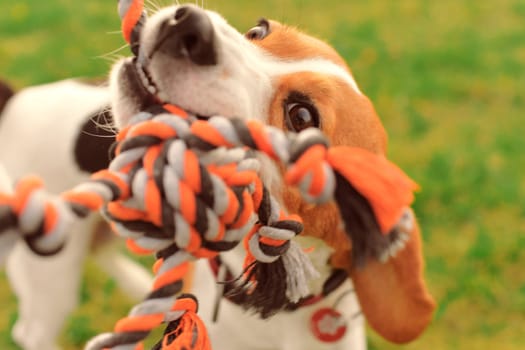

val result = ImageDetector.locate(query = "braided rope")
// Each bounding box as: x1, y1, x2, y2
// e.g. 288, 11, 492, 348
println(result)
0, 107, 416, 349
0, 1, 418, 349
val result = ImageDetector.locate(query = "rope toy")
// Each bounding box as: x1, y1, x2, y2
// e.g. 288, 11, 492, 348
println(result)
0, 1, 418, 349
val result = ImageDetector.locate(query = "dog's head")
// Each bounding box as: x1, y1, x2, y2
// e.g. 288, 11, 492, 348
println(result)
109, 4, 434, 343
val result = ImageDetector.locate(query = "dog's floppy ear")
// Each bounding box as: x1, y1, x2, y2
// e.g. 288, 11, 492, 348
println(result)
74, 106, 116, 174
342, 209, 435, 343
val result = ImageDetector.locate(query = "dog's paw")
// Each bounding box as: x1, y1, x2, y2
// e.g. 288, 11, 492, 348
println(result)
12, 320, 62, 350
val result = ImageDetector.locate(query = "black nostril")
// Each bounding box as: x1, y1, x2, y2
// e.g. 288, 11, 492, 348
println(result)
154, 5, 217, 66
174, 7, 188, 21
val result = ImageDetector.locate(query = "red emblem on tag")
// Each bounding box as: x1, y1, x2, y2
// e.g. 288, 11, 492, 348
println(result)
310, 308, 347, 343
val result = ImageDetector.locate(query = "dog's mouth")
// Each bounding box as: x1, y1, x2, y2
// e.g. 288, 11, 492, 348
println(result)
121, 58, 160, 109
135, 59, 161, 102
121, 58, 211, 120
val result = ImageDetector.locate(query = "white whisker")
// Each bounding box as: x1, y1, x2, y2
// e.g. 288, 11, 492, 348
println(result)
91, 54, 126, 66
80, 131, 117, 138
106, 30, 125, 35
145, 0, 162, 12
96, 44, 130, 59
88, 108, 119, 136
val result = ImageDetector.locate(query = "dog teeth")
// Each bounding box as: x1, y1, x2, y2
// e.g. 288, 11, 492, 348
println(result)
147, 85, 157, 94
136, 62, 159, 95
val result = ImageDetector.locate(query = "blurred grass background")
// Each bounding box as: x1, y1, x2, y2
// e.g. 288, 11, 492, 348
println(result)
1, 0, 524, 349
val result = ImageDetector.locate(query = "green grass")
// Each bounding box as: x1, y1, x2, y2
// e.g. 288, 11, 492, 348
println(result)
1, 0, 524, 349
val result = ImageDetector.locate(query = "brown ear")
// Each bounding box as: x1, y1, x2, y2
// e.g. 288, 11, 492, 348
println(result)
349, 210, 435, 343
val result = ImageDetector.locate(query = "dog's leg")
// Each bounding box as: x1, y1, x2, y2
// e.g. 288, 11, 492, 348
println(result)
90, 219, 153, 301
6, 216, 97, 350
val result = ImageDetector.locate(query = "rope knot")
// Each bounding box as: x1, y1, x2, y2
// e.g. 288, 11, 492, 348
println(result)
285, 128, 335, 203
1, 176, 70, 256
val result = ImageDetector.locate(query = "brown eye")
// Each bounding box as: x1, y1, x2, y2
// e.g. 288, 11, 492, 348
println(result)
245, 18, 270, 40
285, 103, 320, 132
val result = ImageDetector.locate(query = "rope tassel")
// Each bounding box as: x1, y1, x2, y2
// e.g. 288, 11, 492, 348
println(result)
282, 130, 417, 266
327, 147, 418, 266
327, 147, 418, 235
226, 185, 319, 317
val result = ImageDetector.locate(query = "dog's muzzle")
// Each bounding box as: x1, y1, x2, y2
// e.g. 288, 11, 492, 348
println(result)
151, 5, 217, 66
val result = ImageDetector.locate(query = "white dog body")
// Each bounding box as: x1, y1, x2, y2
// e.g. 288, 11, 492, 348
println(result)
0, 80, 154, 350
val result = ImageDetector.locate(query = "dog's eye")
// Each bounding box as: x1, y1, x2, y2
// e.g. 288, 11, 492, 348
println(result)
285, 102, 320, 132
245, 18, 270, 40
246, 26, 267, 40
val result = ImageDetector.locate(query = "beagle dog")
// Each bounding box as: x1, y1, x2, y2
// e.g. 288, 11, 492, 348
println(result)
109, 4, 435, 350
0, 4, 434, 350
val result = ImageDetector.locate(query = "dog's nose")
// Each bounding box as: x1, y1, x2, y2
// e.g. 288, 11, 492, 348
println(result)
155, 5, 217, 66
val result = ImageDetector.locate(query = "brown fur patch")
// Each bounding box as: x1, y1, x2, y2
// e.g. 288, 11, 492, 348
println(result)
253, 22, 435, 342
74, 107, 116, 174
0, 81, 14, 116
351, 216, 436, 343
260, 21, 350, 72
265, 71, 386, 250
